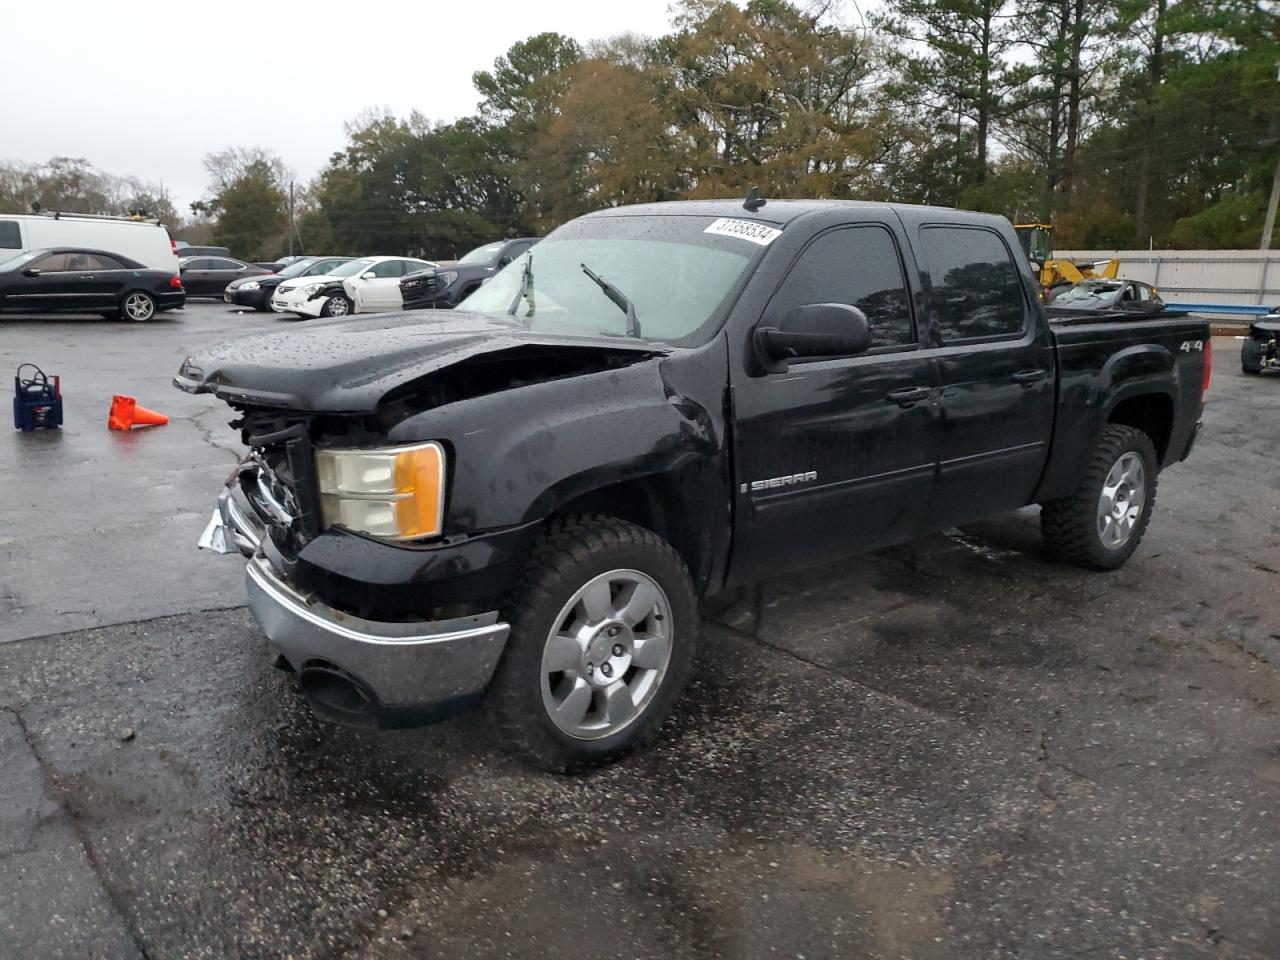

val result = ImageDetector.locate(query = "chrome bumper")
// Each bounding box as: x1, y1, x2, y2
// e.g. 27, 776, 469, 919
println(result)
199, 483, 510, 711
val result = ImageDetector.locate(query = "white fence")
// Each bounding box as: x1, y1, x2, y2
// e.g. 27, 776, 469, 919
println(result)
1057, 249, 1280, 314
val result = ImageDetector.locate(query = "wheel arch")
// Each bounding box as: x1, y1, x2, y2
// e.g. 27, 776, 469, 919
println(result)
548, 471, 721, 597
1105, 390, 1174, 464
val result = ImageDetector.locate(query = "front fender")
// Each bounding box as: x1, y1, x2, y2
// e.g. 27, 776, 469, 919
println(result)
385, 352, 724, 536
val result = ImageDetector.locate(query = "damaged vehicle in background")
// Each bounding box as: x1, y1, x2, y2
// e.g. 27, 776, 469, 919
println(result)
273, 255, 434, 318
178, 198, 1210, 773
225, 256, 352, 312
401, 237, 539, 310
1046, 278, 1165, 316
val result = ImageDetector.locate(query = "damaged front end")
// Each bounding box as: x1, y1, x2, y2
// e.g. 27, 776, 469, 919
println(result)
181, 313, 671, 728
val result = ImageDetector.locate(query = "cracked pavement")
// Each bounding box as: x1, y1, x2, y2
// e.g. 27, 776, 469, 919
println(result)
0, 308, 1277, 958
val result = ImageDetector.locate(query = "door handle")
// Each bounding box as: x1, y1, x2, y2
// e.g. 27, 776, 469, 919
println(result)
78, 275, 95, 280
886, 385, 932, 406
1012, 368, 1049, 385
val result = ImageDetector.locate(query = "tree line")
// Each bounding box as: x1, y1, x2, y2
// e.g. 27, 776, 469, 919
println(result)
3, 0, 1276, 260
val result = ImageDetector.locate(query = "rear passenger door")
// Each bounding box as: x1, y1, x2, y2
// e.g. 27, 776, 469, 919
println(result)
179, 258, 214, 296
916, 224, 1055, 530
730, 222, 939, 581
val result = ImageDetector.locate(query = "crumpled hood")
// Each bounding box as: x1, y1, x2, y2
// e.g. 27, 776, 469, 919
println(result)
173, 312, 662, 412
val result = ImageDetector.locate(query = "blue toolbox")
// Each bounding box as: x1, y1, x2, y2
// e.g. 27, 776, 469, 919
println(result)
13, 364, 62, 431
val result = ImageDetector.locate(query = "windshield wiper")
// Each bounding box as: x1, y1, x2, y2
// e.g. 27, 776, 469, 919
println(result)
507, 254, 534, 318
580, 262, 641, 338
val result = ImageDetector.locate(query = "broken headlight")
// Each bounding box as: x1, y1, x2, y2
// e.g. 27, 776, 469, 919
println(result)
315, 441, 445, 540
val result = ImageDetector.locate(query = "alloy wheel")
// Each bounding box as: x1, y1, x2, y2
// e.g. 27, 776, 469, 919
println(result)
1097, 451, 1146, 549
124, 293, 155, 321
539, 569, 673, 741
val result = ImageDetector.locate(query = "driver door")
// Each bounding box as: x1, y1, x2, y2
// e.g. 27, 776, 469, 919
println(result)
729, 222, 940, 581
353, 259, 413, 313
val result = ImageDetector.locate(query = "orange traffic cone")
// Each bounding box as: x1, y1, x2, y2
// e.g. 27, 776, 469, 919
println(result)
107, 395, 169, 431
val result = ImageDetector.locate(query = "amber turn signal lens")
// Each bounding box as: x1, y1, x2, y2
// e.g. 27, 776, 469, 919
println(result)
393, 444, 445, 539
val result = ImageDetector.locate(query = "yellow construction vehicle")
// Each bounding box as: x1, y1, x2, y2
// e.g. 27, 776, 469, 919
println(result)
1014, 223, 1119, 294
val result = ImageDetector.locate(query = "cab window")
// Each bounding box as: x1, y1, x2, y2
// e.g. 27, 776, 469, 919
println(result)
765, 224, 915, 351
920, 226, 1026, 342
0, 220, 20, 249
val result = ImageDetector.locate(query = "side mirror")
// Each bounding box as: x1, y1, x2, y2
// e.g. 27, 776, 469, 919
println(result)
497, 255, 512, 268
754, 303, 871, 370
21, 267, 40, 278
361, 272, 376, 280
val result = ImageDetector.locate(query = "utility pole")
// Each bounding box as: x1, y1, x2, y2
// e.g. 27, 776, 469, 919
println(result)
288, 181, 295, 257
1263, 100, 1279, 250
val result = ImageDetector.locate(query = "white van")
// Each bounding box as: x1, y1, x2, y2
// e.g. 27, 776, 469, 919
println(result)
0, 213, 179, 272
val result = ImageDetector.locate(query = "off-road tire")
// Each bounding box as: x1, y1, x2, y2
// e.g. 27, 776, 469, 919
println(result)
489, 516, 698, 773
1041, 424, 1158, 571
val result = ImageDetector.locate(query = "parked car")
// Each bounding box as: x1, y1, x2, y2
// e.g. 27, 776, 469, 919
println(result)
1047, 279, 1165, 315
175, 245, 233, 259
272, 256, 434, 318
0, 213, 178, 272
401, 238, 539, 310
0, 246, 184, 321
179, 256, 270, 298
1241, 309, 1279, 374
252, 256, 306, 272
178, 198, 1210, 772
225, 256, 352, 311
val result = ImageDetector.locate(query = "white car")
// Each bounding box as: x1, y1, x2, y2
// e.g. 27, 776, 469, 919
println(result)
271, 255, 434, 318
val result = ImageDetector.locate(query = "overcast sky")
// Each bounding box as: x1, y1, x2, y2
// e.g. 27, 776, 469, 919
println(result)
0, 0, 679, 211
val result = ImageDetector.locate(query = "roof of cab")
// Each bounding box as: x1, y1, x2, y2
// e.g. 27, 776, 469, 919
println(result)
581, 198, 1011, 229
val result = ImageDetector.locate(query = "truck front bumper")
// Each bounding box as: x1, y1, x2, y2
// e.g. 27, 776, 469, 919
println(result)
199, 488, 511, 723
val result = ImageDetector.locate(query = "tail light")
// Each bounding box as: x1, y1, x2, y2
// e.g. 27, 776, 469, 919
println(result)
169, 274, 183, 290
170, 239, 178, 256
1200, 338, 1212, 400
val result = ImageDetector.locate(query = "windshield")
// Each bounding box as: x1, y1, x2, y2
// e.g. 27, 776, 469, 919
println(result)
276, 258, 319, 279
326, 258, 374, 279
1055, 283, 1122, 303
455, 216, 757, 344
0, 249, 42, 272
459, 242, 505, 265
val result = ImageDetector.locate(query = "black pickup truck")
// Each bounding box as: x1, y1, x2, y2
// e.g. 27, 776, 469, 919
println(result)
177, 199, 1210, 772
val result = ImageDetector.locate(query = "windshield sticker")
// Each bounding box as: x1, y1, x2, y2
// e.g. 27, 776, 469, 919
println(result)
704, 218, 782, 246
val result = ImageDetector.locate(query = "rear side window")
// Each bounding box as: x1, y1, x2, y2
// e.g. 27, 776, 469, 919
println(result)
82, 253, 124, 270
371, 260, 406, 278
920, 226, 1025, 342
766, 225, 914, 350
0, 221, 19, 249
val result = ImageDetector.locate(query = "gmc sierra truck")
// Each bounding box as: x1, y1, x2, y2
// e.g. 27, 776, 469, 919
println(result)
176, 199, 1210, 772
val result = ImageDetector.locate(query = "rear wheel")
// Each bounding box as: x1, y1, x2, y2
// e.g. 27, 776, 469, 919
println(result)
1040, 425, 1158, 570
120, 291, 156, 322
489, 516, 697, 772
319, 295, 351, 318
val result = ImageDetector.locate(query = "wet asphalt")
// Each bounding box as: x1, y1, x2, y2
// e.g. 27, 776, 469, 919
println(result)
0, 305, 1278, 959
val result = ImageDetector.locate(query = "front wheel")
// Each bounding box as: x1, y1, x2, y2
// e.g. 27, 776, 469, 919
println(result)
489, 516, 698, 772
319, 295, 351, 318
120, 291, 156, 322
1040, 424, 1158, 570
